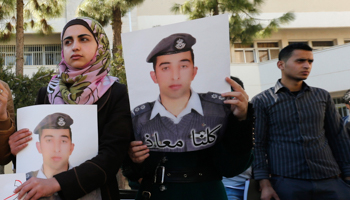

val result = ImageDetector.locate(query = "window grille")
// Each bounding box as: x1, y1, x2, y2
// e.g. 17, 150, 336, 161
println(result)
0, 44, 61, 66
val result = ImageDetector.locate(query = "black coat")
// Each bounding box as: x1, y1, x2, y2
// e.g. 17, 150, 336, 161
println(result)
36, 82, 133, 200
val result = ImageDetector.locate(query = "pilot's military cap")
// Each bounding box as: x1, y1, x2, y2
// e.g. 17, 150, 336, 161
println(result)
34, 112, 73, 136
146, 33, 196, 63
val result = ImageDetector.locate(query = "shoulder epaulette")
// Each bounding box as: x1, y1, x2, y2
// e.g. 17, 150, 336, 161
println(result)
199, 92, 227, 104
132, 102, 154, 117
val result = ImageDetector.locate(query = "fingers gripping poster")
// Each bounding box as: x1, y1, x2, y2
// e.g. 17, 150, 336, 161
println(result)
122, 14, 232, 152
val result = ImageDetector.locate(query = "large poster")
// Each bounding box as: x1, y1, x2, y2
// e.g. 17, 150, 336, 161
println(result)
16, 105, 98, 178
122, 14, 232, 152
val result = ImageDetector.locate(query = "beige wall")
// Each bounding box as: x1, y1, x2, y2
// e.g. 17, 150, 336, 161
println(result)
137, 0, 185, 16
2, 34, 61, 45
260, 0, 350, 13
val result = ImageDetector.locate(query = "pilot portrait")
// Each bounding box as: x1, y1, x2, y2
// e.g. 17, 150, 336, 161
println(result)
132, 33, 231, 152
26, 112, 74, 180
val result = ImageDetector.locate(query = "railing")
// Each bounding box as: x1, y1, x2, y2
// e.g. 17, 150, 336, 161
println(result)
0, 44, 61, 66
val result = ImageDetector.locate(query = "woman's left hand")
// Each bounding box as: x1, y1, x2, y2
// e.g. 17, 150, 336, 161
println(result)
221, 77, 249, 121
15, 177, 61, 200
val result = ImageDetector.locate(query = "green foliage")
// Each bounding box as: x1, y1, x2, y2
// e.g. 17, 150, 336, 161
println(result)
77, 0, 144, 27
171, 0, 295, 44
0, 0, 66, 41
109, 46, 127, 85
0, 58, 54, 113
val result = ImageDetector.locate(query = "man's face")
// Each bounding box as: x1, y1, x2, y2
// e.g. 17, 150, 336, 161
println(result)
278, 50, 314, 81
36, 129, 74, 173
150, 51, 198, 100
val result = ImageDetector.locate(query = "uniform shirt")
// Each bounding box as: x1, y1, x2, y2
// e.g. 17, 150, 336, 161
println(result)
252, 80, 350, 180
132, 91, 230, 152
34, 165, 102, 200
150, 90, 204, 124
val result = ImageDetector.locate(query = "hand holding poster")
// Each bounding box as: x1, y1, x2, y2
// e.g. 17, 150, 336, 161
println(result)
122, 14, 232, 152
0, 173, 26, 200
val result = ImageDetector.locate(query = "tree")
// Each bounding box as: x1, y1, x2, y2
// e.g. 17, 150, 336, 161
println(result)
77, 0, 145, 56
171, 0, 295, 44
0, 0, 66, 75
0, 57, 54, 112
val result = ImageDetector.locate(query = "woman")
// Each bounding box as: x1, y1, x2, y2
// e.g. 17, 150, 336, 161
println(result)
9, 17, 132, 200
0, 80, 15, 166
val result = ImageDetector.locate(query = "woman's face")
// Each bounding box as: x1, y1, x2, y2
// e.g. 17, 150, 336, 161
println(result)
62, 25, 98, 69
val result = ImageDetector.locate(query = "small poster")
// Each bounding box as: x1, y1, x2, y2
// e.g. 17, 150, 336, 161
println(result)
0, 173, 26, 200
122, 14, 232, 152
16, 105, 98, 179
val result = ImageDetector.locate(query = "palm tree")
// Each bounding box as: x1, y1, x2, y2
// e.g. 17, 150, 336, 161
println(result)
0, 0, 66, 75
77, 0, 145, 56
171, 0, 295, 44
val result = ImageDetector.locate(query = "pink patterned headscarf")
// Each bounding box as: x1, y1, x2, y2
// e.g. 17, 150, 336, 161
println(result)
47, 17, 118, 104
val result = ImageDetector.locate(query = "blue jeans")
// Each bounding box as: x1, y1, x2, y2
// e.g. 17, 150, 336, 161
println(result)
224, 187, 244, 200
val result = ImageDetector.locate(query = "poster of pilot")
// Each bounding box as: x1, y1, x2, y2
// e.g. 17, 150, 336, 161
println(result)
16, 105, 98, 179
122, 14, 232, 152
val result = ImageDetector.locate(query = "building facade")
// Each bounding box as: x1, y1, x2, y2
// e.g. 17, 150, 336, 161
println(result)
1, 0, 349, 116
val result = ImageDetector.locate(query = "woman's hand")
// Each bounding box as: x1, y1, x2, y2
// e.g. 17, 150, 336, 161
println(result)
15, 177, 61, 200
128, 141, 149, 164
221, 77, 249, 121
9, 129, 32, 155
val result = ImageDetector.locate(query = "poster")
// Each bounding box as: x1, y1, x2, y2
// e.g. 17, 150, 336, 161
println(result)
0, 173, 26, 200
16, 105, 98, 178
122, 14, 232, 152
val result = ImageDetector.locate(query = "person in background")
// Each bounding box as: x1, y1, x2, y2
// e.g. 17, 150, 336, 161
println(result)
9, 17, 133, 200
222, 76, 252, 200
252, 43, 350, 200
342, 89, 350, 131
0, 80, 15, 172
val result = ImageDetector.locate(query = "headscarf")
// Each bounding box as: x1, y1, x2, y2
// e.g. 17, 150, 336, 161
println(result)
47, 17, 118, 104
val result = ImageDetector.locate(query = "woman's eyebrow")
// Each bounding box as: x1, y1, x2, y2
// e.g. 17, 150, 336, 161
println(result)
78, 34, 92, 38
63, 34, 92, 41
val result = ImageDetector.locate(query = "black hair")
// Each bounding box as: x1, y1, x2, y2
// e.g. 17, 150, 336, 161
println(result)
152, 50, 195, 71
343, 89, 350, 105
230, 76, 244, 91
279, 43, 313, 61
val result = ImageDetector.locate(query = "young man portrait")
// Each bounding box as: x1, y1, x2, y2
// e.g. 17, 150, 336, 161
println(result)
131, 33, 241, 152
27, 112, 74, 180
252, 43, 350, 200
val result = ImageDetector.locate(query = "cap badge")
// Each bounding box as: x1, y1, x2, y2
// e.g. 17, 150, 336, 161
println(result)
175, 38, 186, 50
57, 117, 66, 127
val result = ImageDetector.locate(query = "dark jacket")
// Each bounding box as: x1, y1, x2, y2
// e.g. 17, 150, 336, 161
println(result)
123, 103, 254, 200
36, 82, 133, 200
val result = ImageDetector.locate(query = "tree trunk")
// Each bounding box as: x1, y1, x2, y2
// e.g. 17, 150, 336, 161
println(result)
16, 0, 24, 76
213, 0, 219, 15
111, 6, 122, 57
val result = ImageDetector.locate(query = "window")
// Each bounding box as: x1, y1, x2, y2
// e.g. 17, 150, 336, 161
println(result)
232, 42, 280, 63
288, 40, 334, 51
0, 44, 61, 66
312, 41, 334, 50
288, 41, 308, 45
257, 42, 279, 62
232, 43, 255, 63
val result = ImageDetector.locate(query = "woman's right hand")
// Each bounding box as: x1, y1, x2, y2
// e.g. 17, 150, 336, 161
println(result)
9, 128, 32, 155
128, 141, 149, 164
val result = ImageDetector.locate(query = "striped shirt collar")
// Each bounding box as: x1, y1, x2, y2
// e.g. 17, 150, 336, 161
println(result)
274, 79, 310, 94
